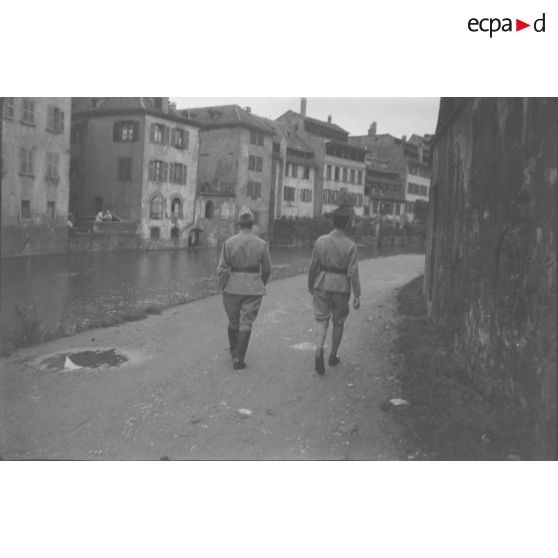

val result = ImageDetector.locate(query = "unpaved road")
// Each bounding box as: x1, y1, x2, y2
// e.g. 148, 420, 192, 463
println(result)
0, 254, 425, 460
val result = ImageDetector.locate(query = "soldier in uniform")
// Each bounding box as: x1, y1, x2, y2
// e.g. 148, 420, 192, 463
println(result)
217, 207, 272, 370
308, 199, 361, 374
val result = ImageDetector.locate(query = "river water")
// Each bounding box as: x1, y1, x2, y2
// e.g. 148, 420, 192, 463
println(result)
0, 244, 422, 348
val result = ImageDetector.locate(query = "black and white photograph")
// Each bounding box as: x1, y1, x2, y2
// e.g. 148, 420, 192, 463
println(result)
1, 1, 556, 556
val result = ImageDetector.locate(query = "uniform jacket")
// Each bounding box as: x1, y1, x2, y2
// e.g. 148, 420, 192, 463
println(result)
308, 229, 361, 296
217, 229, 272, 295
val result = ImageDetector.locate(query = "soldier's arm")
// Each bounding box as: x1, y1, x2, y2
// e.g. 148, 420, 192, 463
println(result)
348, 243, 361, 299
216, 241, 231, 290
307, 242, 320, 294
261, 243, 272, 285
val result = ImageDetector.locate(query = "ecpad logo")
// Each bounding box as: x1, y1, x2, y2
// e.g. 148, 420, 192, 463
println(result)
468, 13, 546, 37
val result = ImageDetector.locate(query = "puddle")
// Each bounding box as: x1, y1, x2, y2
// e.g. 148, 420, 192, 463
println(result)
39, 349, 128, 372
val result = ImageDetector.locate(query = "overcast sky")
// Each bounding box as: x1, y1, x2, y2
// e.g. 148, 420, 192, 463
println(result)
172, 97, 440, 138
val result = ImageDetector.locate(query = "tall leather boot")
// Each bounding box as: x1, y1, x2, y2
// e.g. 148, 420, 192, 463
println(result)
233, 330, 251, 370
227, 327, 238, 357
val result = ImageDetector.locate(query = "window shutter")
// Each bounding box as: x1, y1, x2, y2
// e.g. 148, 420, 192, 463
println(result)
164, 126, 170, 145
171, 128, 176, 147
150, 124, 155, 143
60, 111, 65, 132
184, 131, 189, 150
163, 162, 168, 182
183, 165, 188, 185
133, 122, 139, 141
113, 122, 120, 142
148, 160, 154, 181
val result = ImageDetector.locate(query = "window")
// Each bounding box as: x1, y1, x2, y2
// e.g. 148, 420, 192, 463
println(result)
47, 105, 65, 133
118, 157, 132, 181
113, 121, 139, 142
247, 181, 262, 199
205, 200, 215, 218
323, 189, 330, 204
342, 168, 348, 183
334, 166, 340, 181
150, 227, 160, 240
291, 164, 298, 179
170, 163, 187, 185
252, 210, 260, 225
357, 170, 363, 185
22, 99, 35, 124
173, 128, 189, 149
304, 166, 310, 180
395, 203, 401, 215
19, 147, 34, 176
248, 155, 263, 172
171, 197, 183, 218
46, 152, 59, 180
151, 123, 169, 144
283, 186, 296, 202
350, 169, 355, 184
2, 97, 15, 119
326, 165, 332, 180
301, 189, 312, 203
250, 130, 264, 146
21, 200, 31, 219
71, 123, 82, 143
372, 201, 379, 214
150, 195, 164, 219
405, 201, 415, 213
47, 201, 56, 220
148, 160, 168, 182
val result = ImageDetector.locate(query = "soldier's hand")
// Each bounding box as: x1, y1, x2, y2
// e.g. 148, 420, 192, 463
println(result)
353, 296, 360, 310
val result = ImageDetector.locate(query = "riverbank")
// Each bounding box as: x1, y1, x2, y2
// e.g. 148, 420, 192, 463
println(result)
1, 245, 424, 356
392, 276, 521, 460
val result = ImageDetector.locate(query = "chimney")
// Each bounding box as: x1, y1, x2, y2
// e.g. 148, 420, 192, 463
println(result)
402, 135, 407, 143
244, 106, 251, 113
327, 115, 332, 124
368, 121, 377, 136
300, 97, 307, 116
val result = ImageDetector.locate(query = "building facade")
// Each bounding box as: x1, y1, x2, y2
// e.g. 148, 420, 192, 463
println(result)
1, 97, 71, 257
364, 156, 406, 223
276, 105, 365, 217
425, 98, 557, 459
183, 105, 277, 246
350, 123, 432, 223
71, 97, 201, 244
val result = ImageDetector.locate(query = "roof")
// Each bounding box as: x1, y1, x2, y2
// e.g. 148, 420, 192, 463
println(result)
366, 157, 400, 175
180, 104, 276, 135
277, 110, 349, 135
286, 132, 314, 155
72, 97, 202, 127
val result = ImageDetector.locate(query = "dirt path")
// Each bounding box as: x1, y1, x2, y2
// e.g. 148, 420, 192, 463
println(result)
0, 254, 425, 460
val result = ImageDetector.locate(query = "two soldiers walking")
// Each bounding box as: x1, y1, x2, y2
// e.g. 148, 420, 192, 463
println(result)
217, 200, 360, 373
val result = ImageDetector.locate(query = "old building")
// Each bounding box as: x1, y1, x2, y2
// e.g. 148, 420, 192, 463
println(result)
425, 98, 557, 459
276, 101, 366, 217
280, 133, 316, 218
364, 156, 406, 222
1, 97, 71, 257
71, 97, 201, 244
181, 105, 277, 246
350, 123, 432, 222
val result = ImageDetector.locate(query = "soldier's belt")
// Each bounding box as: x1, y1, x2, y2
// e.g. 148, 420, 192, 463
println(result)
231, 266, 261, 273
321, 266, 348, 275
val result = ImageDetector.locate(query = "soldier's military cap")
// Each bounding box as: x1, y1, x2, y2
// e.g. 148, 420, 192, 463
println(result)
333, 190, 355, 216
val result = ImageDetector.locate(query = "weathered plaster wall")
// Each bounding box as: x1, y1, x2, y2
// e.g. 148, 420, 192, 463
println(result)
426, 98, 557, 458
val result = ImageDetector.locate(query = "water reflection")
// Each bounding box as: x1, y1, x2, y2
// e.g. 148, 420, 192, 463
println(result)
1, 244, 422, 344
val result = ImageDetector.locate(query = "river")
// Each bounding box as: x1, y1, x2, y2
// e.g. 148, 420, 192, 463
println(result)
0, 244, 423, 349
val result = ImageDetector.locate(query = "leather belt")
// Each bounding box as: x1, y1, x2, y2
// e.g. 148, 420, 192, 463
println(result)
321, 266, 348, 275
231, 266, 260, 273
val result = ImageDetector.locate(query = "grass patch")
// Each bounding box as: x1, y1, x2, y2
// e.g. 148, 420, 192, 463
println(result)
393, 275, 520, 460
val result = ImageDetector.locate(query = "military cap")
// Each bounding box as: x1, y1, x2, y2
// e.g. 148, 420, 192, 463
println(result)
333, 190, 355, 216
238, 205, 254, 225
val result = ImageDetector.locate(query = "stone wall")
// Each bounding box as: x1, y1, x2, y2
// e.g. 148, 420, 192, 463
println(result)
425, 98, 557, 458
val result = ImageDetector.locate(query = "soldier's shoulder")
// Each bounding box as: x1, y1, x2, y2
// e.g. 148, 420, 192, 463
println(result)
315, 233, 331, 243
